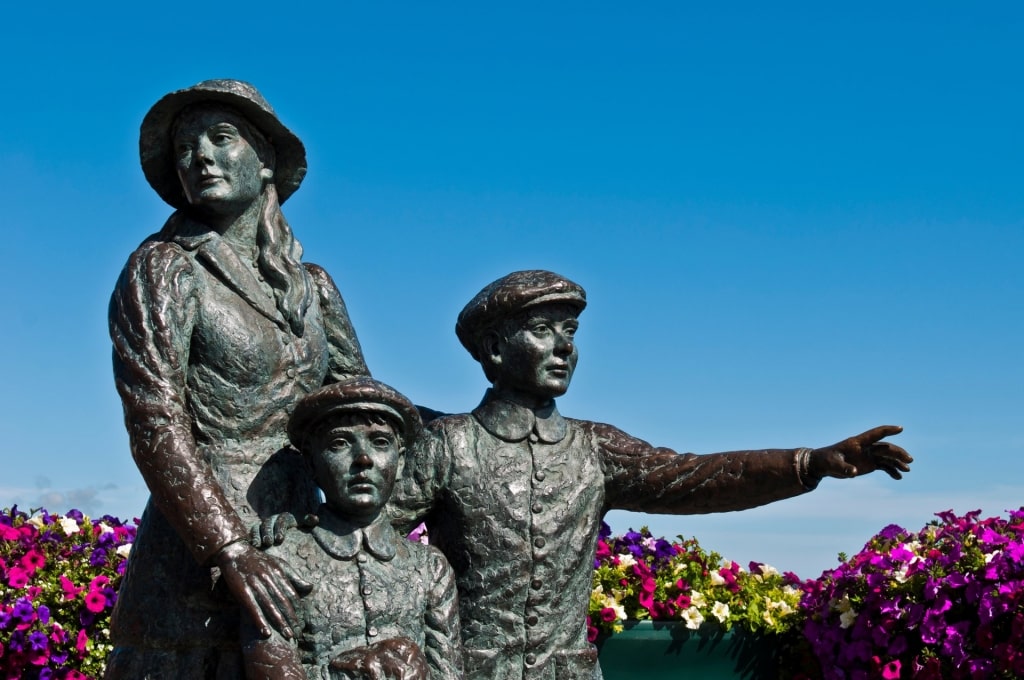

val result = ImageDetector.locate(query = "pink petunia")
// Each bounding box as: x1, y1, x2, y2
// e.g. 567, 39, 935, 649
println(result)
6, 566, 29, 588
19, 550, 45, 573
50, 623, 67, 645
0, 524, 20, 540
75, 629, 89, 654
59, 574, 83, 600
879, 659, 901, 679
84, 589, 107, 613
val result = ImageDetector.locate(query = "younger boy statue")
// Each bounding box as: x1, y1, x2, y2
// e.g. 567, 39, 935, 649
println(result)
390, 269, 912, 680
244, 377, 462, 680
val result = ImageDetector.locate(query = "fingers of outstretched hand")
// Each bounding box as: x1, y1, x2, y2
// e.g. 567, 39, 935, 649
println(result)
856, 424, 904, 445
871, 443, 913, 479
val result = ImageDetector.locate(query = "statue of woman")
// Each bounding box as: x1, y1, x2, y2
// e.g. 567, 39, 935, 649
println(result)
106, 80, 369, 678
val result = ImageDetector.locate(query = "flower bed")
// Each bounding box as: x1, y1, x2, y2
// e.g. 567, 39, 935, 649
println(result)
6, 506, 1023, 679
588, 522, 806, 638
801, 508, 1024, 679
1, 507, 136, 679
590, 522, 818, 679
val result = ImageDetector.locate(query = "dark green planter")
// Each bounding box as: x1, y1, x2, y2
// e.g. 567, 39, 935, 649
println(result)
596, 621, 781, 679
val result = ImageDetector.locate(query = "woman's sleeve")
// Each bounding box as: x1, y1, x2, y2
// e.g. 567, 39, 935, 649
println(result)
109, 241, 248, 563
305, 263, 369, 383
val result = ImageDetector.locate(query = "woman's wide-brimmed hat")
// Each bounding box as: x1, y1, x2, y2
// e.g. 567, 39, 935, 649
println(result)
140, 79, 307, 209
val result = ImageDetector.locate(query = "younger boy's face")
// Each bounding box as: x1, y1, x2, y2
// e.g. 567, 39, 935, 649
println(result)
491, 303, 580, 400
309, 420, 400, 518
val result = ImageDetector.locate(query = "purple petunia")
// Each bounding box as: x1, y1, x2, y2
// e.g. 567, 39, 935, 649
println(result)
801, 507, 1024, 680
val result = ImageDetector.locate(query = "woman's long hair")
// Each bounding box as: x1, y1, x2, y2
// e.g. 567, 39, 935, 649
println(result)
256, 181, 312, 336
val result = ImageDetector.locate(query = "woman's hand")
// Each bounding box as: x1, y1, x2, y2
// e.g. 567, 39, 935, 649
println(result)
213, 540, 312, 639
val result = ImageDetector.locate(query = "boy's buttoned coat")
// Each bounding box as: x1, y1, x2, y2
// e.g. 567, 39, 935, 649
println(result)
393, 390, 815, 679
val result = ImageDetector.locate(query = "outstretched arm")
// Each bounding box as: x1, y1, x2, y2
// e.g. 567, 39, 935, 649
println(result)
596, 421, 816, 515
598, 421, 912, 516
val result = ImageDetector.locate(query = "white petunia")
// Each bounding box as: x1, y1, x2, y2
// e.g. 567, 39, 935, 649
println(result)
116, 543, 132, 558
682, 606, 705, 630
711, 601, 730, 623
839, 609, 857, 629
832, 594, 853, 613
709, 571, 727, 586
59, 517, 80, 535
690, 591, 707, 608
617, 553, 637, 568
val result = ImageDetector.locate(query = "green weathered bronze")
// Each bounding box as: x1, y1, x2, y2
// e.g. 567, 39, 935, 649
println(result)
242, 377, 462, 680
110, 81, 912, 680
391, 269, 912, 679
107, 80, 369, 678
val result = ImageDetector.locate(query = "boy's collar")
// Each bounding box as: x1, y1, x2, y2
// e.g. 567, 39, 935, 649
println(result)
310, 505, 398, 561
473, 389, 568, 443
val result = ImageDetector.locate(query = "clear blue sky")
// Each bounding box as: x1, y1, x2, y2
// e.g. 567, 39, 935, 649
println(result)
2, 3, 1021, 577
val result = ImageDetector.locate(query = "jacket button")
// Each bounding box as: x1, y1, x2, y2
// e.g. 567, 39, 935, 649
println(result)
531, 579, 543, 590
526, 614, 538, 626
532, 503, 543, 514
534, 537, 546, 548
534, 471, 546, 482
525, 653, 536, 665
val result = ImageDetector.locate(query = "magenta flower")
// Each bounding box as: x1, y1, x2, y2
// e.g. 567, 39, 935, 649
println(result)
58, 576, 81, 601
6, 567, 29, 589
74, 629, 88, 654
19, 550, 45, 573
83, 590, 106, 614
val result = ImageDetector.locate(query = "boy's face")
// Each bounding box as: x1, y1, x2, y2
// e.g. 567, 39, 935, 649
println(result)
309, 419, 401, 518
490, 303, 580, 400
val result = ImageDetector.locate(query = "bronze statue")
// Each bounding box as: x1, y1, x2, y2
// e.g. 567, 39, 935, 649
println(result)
107, 80, 369, 678
390, 269, 913, 679
242, 377, 462, 680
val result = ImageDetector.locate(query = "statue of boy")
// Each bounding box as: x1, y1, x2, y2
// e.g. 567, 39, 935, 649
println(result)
390, 269, 912, 679
244, 377, 463, 680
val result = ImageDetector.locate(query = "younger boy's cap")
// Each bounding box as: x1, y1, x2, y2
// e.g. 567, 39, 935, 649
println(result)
288, 377, 422, 451
456, 270, 587, 360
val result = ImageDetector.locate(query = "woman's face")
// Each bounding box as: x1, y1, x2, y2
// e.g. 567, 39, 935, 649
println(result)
173, 106, 267, 213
